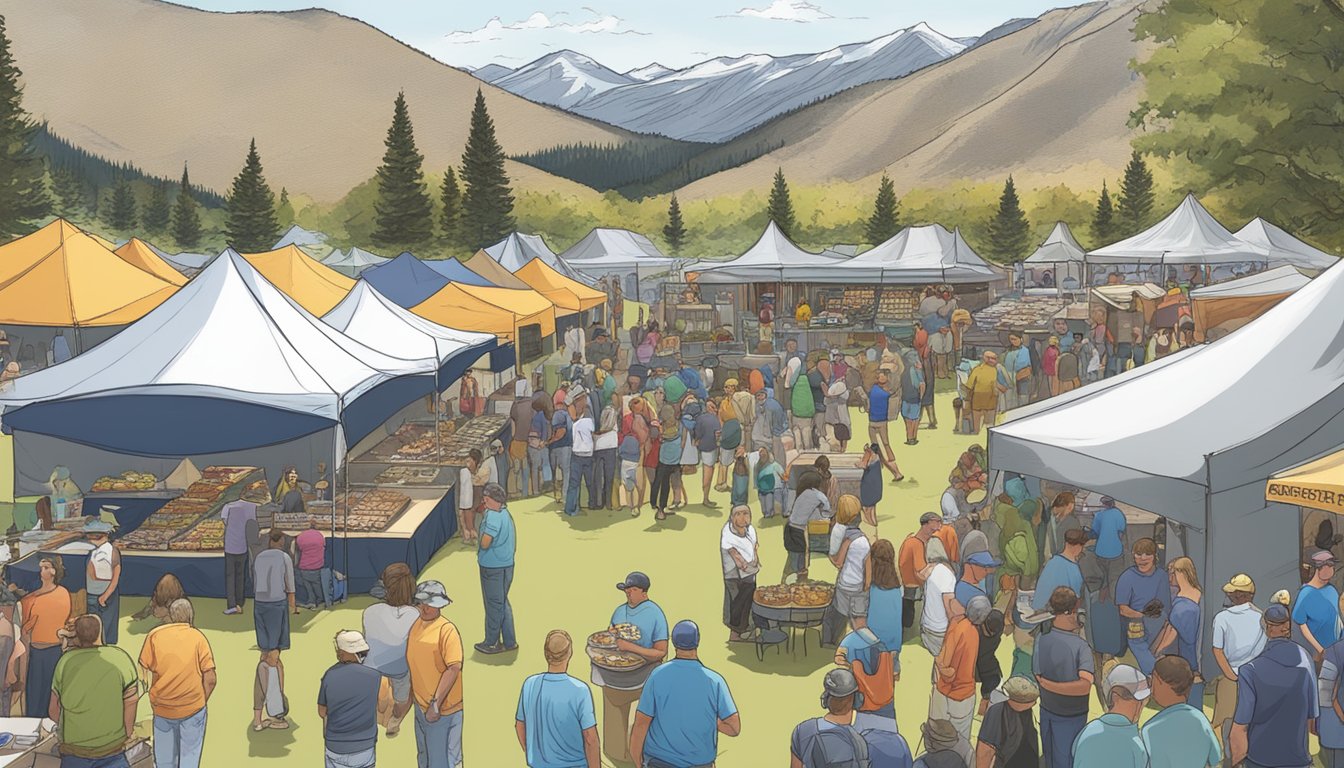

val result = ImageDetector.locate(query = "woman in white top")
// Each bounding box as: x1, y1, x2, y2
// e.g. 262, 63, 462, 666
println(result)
361, 563, 420, 737
721, 505, 760, 642
823, 495, 871, 646
458, 452, 479, 544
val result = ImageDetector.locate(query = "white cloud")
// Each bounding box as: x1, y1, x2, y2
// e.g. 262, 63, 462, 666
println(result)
729, 0, 834, 22
444, 8, 646, 45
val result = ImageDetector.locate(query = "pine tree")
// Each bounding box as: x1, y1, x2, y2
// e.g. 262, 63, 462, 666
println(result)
439, 168, 461, 245
224, 139, 280, 252
142, 182, 171, 234
371, 93, 434, 248
52, 167, 85, 216
1091, 181, 1117, 246
170, 165, 203, 250
663, 194, 686, 254
104, 179, 137, 231
766, 167, 797, 239
0, 14, 50, 238
1117, 151, 1155, 235
459, 89, 516, 251
864, 173, 901, 245
987, 175, 1031, 262
275, 187, 295, 228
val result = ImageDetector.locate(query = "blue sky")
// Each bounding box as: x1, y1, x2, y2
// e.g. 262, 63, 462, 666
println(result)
178, 1, 1066, 71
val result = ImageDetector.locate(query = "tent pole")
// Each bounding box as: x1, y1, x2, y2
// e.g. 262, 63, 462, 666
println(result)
73, 325, 83, 356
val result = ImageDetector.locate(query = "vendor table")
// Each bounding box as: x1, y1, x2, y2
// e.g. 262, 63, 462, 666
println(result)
750, 602, 828, 657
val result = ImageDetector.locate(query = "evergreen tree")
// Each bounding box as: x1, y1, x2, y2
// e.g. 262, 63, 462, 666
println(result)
170, 165, 202, 250
1091, 181, 1118, 246
459, 89, 516, 251
663, 194, 686, 254
864, 173, 901, 245
765, 167, 797, 239
1117, 151, 1155, 234
52, 166, 85, 216
224, 139, 280, 252
275, 187, 295, 228
0, 14, 50, 238
104, 179, 137, 231
439, 168, 461, 245
987, 176, 1031, 262
142, 182, 171, 234
372, 92, 434, 248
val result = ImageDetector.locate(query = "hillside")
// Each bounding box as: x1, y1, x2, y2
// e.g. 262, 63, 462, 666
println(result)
0, 0, 631, 200
679, 1, 1147, 199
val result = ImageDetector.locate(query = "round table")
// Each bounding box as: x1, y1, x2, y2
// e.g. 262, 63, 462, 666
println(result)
750, 601, 830, 657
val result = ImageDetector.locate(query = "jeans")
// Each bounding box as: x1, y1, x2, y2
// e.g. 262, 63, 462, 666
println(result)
480, 565, 516, 648
325, 746, 376, 768
86, 590, 119, 645
551, 446, 572, 495
224, 552, 248, 610
566, 453, 594, 516
59, 755, 129, 768
299, 567, 332, 608
592, 448, 617, 508
760, 488, 785, 517
651, 463, 676, 510
154, 707, 207, 768
1323, 749, 1344, 768
413, 706, 463, 768
1127, 635, 1157, 675
1040, 709, 1087, 768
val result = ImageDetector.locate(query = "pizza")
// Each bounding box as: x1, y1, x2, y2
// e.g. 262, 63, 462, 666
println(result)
588, 631, 617, 649
588, 648, 644, 668
612, 623, 642, 642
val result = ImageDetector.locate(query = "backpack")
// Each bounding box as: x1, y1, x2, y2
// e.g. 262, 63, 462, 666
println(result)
848, 636, 896, 712
861, 728, 912, 768
798, 719, 871, 768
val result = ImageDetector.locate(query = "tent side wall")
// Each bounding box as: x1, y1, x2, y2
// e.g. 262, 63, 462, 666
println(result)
1190, 293, 1294, 341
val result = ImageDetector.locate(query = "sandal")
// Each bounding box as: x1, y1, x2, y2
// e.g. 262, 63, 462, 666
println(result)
268, 719, 290, 730
655, 510, 667, 521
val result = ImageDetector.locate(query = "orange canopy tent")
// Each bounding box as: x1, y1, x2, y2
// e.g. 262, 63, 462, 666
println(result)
114, 237, 187, 287
0, 219, 179, 326
412, 283, 557, 342
514, 257, 606, 315
242, 244, 354, 316
464, 251, 530, 290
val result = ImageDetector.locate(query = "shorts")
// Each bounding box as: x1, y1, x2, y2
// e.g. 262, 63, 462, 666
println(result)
719, 448, 737, 466
254, 600, 291, 651
699, 449, 719, 466
621, 460, 639, 490
831, 423, 851, 442
509, 440, 528, 461
382, 670, 411, 704
679, 441, 699, 466
835, 586, 870, 618
901, 401, 922, 421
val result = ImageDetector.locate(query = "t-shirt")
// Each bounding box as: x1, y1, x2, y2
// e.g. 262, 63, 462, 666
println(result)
1090, 505, 1127, 560
1169, 596, 1202, 672
979, 701, 1039, 768
610, 600, 669, 651
921, 563, 957, 633
693, 412, 720, 453
222, 500, 257, 556
138, 623, 215, 719
253, 548, 295, 603
458, 467, 475, 510
530, 410, 550, 442
318, 661, 381, 754
511, 399, 534, 443
1057, 352, 1080, 380
21, 587, 71, 645
1235, 639, 1318, 767
1114, 566, 1169, 642
619, 435, 641, 463
1031, 555, 1084, 613
1293, 583, 1341, 648
1141, 703, 1221, 768
808, 369, 826, 408
551, 410, 574, 449
1212, 604, 1266, 673
637, 659, 737, 767
406, 616, 464, 715
1320, 641, 1344, 749
719, 419, 741, 451
898, 536, 927, 588
965, 364, 1000, 411
720, 522, 758, 579
867, 587, 904, 659
1033, 626, 1094, 716
867, 384, 890, 423
361, 603, 419, 677
571, 415, 595, 457
937, 617, 979, 700
756, 462, 783, 492
1072, 713, 1147, 768
788, 488, 831, 528
478, 506, 517, 569
836, 530, 871, 591
516, 672, 597, 768
295, 528, 325, 571
658, 428, 683, 465
52, 646, 138, 756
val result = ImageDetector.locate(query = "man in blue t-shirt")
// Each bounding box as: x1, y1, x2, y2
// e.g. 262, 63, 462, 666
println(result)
1231, 604, 1319, 768
1090, 496, 1127, 601
602, 571, 669, 764
1293, 550, 1341, 659
476, 483, 517, 655
549, 403, 574, 503
631, 620, 739, 768
516, 630, 598, 768
862, 370, 903, 481
318, 630, 382, 767
1114, 538, 1168, 674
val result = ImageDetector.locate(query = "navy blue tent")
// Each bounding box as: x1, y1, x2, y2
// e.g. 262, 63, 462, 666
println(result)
423, 258, 497, 287
361, 252, 452, 308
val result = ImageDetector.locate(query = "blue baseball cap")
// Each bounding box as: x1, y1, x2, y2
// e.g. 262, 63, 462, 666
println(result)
671, 620, 700, 650
965, 551, 1002, 569
1265, 604, 1291, 625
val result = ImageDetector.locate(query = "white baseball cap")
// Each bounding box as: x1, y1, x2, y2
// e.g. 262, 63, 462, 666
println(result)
334, 629, 370, 654
1105, 664, 1151, 701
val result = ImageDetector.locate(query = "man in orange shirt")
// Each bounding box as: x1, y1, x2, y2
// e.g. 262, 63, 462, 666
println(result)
406, 580, 464, 768
930, 594, 990, 744
138, 598, 216, 768
898, 513, 940, 632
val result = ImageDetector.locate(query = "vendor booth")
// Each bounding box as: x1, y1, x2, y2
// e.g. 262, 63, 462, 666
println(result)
114, 237, 187, 287
558, 228, 678, 302
1189, 265, 1309, 341
485, 232, 585, 282
1235, 218, 1338, 273
1022, 222, 1086, 289
515, 257, 607, 330
989, 256, 1344, 670
322, 246, 390, 277
242, 243, 355, 316
1267, 450, 1344, 590
360, 252, 452, 309
412, 282, 557, 365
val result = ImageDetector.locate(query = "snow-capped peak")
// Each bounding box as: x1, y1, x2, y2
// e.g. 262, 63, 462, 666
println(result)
491, 49, 633, 109
625, 63, 675, 82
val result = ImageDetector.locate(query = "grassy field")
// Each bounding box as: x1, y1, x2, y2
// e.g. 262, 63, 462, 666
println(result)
97, 391, 1106, 766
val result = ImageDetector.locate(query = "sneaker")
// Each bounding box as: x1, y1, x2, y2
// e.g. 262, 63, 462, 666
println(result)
474, 642, 504, 655
223, 607, 241, 615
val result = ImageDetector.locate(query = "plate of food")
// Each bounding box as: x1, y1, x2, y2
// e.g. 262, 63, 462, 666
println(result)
588, 630, 618, 650
612, 623, 642, 642
587, 648, 644, 670
754, 587, 792, 607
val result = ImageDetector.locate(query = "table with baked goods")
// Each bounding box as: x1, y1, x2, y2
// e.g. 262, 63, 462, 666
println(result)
751, 581, 834, 657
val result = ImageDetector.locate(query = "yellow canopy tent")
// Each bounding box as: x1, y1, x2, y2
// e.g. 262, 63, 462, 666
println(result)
515, 257, 606, 314
86, 232, 117, 250
465, 251, 530, 290
1267, 450, 1344, 515
0, 219, 179, 326
114, 237, 188, 287
412, 283, 557, 342
242, 244, 355, 316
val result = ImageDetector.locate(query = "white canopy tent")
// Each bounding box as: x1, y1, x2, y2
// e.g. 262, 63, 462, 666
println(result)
322, 246, 390, 277
558, 228, 679, 300
273, 224, 329, 251
1188, 265, 1309, 300
324, 280, 496, 367
827, 224, 1005, 284
1088, 194, 1270, 265
989, 257, 1344, 663
1235, 218, 1338, 272
694, 221, 845, 284
1023, 222, 1086, 288
485, 233, 585, 282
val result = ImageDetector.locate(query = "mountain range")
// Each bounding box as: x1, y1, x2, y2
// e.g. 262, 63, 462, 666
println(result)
471, 22, 979, 142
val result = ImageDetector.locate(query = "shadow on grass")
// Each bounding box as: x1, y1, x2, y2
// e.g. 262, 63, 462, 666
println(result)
722, 632, 832, 677
560, 510, 638, 533
643, 515, 688, 533
471, 646, 522, 666
188, 606, 323, 642
246, 714, 303, 758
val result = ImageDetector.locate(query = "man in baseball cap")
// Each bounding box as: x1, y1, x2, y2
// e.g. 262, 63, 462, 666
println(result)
1074, 662, 1150, 765
1211, 572, 1263, 754
406, 581, 465, 766
320, 630, 381, 766
955, 550, 1001, 607
1228, 602, 1317, 767
1298, 550, 1340, 659
631, 620, 739, 768
601, 572, 668, 763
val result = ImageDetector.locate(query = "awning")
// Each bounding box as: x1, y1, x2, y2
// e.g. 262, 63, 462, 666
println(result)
412, 283, 557, 341
515, 258, 605, 313
1267, 450, 1344, 515
1090, 283, 1167, 311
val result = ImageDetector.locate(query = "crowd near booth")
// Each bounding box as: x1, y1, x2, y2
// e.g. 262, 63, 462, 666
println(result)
1189, 265, 1309, 341
242, 243, 356, 315
989, 255, 1344, 672
321, 246, 390, 277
